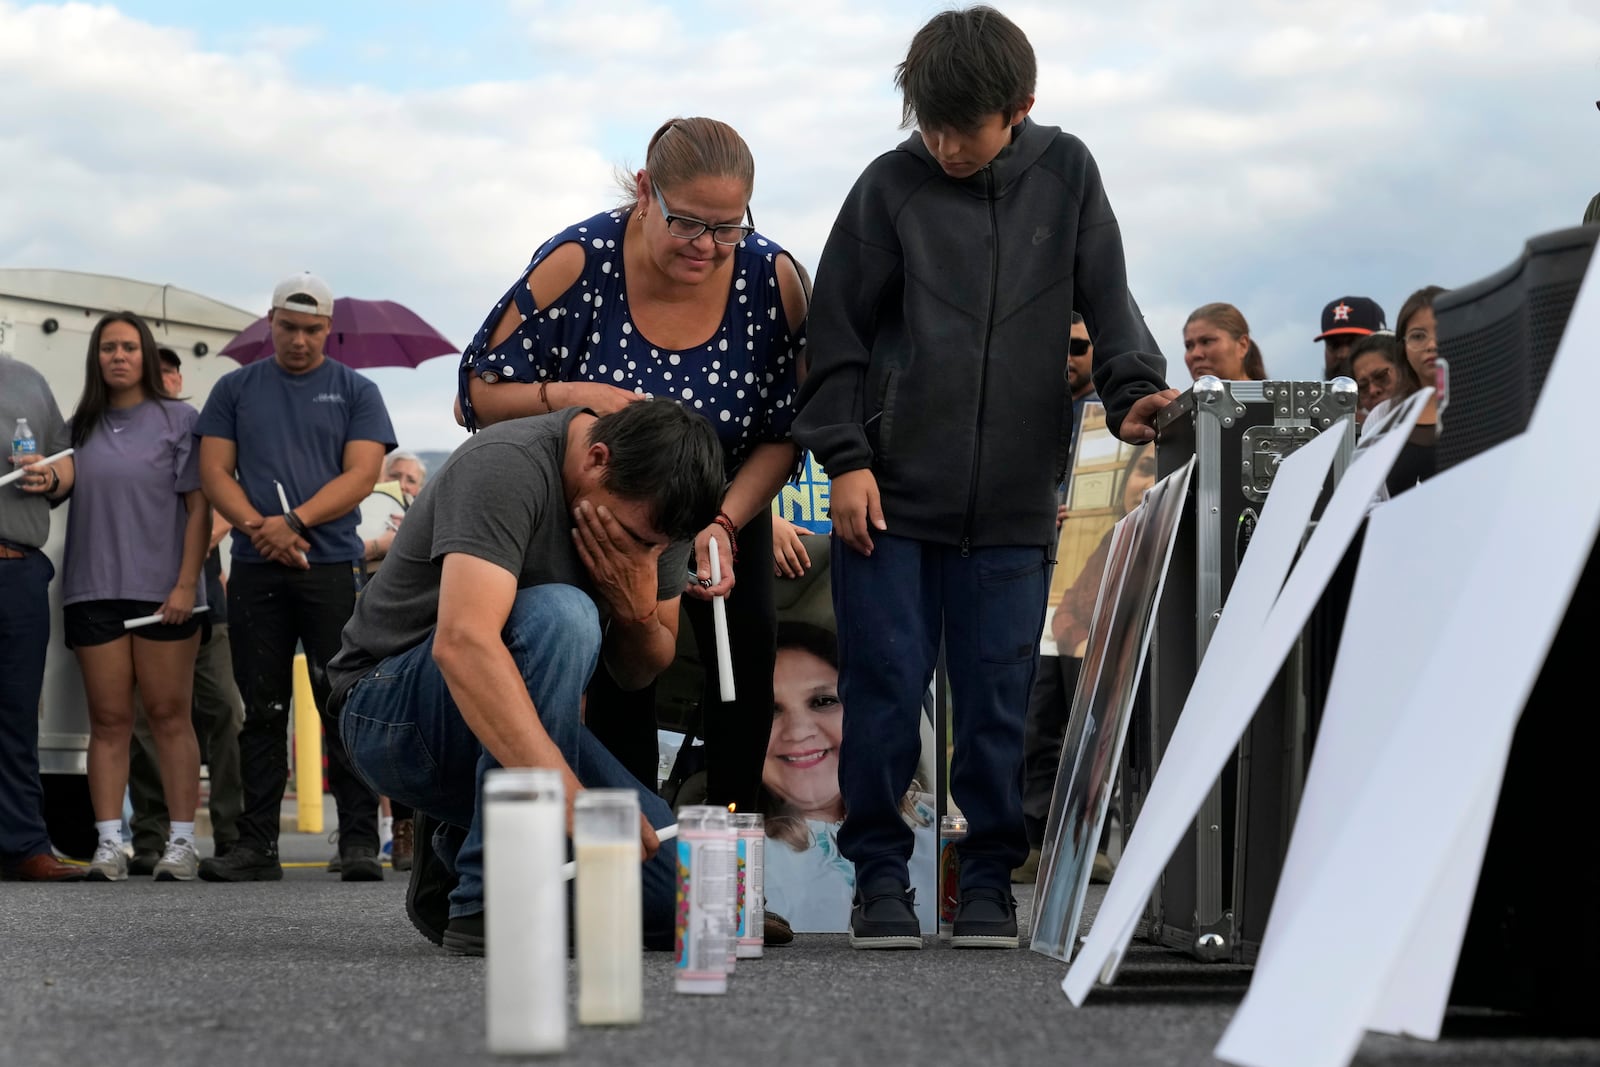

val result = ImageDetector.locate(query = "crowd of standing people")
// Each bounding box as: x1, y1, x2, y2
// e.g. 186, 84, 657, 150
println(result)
1, 6, 1450, 967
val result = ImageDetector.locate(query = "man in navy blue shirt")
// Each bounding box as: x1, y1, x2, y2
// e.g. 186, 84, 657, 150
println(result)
196, 273, 397, 882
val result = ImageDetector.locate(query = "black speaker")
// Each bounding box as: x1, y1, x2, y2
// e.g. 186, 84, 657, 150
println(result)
1438, 226, 1600, 1029
1450, 541, 1599, 1031
1434, 225, 1597, 472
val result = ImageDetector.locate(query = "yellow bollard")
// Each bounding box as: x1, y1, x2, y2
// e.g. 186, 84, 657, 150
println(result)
292, 652, 324, 834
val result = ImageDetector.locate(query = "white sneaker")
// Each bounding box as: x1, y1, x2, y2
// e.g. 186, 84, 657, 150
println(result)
154, 839, 199, 882
87, 841, 128, 882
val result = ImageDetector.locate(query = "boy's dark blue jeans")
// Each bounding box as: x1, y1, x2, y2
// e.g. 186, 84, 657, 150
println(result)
337, 584, 676, 944
832, 532, 1048, 895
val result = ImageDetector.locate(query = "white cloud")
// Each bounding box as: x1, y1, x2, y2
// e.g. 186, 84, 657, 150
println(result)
4, 0, 1599, 447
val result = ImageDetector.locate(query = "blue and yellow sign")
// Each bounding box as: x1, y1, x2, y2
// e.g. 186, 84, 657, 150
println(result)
772, 451, 832, 535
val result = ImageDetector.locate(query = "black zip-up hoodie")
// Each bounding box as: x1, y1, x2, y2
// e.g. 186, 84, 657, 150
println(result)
793, 118, 1169, 548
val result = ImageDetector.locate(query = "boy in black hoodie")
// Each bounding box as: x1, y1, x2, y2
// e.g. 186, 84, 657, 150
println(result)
792, 4, 1176, 950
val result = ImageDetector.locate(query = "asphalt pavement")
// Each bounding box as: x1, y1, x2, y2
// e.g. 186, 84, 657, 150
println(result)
3, 803, 1597, 1067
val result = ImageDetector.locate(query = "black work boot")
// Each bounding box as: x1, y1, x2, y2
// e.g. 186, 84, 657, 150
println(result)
197, 843, 283, 882
340, 843, 384, 882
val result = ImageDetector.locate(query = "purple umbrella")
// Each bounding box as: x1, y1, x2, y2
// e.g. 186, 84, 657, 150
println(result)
220, 297, 459, 369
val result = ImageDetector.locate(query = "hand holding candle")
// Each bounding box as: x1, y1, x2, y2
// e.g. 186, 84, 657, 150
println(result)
0, 448, 73, 489
272, 480, 310, 567
562, 822, 677, 881
123, 605, 210, 631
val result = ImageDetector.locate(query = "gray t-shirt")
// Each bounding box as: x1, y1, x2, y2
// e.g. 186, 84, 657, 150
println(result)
63, 399, 207, 608
328, 410, 691, 707
0, 357, 71, 549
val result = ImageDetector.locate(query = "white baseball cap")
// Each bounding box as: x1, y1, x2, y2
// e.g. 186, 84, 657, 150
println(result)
271, 272, 335, 317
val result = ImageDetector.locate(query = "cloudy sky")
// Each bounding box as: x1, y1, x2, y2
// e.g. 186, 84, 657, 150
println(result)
4, 0, 1596, 449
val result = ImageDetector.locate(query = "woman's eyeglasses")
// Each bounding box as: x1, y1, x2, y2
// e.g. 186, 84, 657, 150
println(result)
652, 181, 755, 245
1404, 329, 1436, 349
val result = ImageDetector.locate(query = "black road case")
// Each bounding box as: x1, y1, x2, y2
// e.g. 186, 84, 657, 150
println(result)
1129, 378, 1357, 962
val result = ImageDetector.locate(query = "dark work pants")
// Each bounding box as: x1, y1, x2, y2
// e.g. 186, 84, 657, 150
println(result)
1022, 653, 1082, 848
585, 509, 776, 813
228, 560, 377, 854
832, 533, 1048, 893
0, 550, 55, 863
129, 623, 245, 855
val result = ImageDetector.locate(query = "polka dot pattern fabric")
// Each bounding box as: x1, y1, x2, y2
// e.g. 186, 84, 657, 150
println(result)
458, 208, 804, 472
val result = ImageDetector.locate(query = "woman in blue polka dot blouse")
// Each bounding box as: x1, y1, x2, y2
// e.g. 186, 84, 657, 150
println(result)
455, 116, 809, 813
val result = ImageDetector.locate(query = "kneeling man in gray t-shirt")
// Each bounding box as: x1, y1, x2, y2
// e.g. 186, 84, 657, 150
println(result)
327, 400, 722, 954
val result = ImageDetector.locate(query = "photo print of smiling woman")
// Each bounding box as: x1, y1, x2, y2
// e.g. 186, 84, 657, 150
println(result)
760, 621, 938, 933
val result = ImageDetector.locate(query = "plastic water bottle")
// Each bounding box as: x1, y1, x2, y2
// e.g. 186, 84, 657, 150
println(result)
11, 418, 36, 467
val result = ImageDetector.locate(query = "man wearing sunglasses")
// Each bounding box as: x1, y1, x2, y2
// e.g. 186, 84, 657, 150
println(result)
1015, 311, 1100, 883
1067, 311, 1099, 423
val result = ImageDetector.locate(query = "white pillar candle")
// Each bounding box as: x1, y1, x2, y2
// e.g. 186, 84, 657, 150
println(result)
484, 768, 567, 1055
575, 789, 643, 1026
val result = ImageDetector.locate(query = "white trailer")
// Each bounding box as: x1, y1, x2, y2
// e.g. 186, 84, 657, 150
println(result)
0, 269, 254, 851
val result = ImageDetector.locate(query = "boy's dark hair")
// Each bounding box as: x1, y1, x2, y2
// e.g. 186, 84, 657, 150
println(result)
587, 400, 723, 542
895, 5, 1037, 132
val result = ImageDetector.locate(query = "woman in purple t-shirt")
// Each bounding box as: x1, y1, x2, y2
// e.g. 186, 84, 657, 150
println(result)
62, 312, 211, 882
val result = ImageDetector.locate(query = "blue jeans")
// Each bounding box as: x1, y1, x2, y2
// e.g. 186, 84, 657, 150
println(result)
0, 549, 55, 862
832, 534, 1047, 892
337, 585, 676, 941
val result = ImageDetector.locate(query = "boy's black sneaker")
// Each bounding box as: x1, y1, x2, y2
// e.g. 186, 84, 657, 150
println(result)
443, 912, 485, 957
339, 845, 384, 882
849, 880, 923, 950
197, 844, 283, 882
950, 886, 1019, 949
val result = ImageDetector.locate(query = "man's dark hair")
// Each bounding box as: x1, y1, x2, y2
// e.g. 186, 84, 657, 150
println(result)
588, 400, 723, 542
157, 346, 181, 370
895, 5, 1037, 132
1071, 311, 1084, 325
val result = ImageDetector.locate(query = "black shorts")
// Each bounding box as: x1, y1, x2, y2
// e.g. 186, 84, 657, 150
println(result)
63, 599, 203, 649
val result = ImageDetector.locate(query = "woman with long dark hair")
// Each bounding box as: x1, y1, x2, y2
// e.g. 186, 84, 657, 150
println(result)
1365, 286, 1447, 497
63, 312, 210, 881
